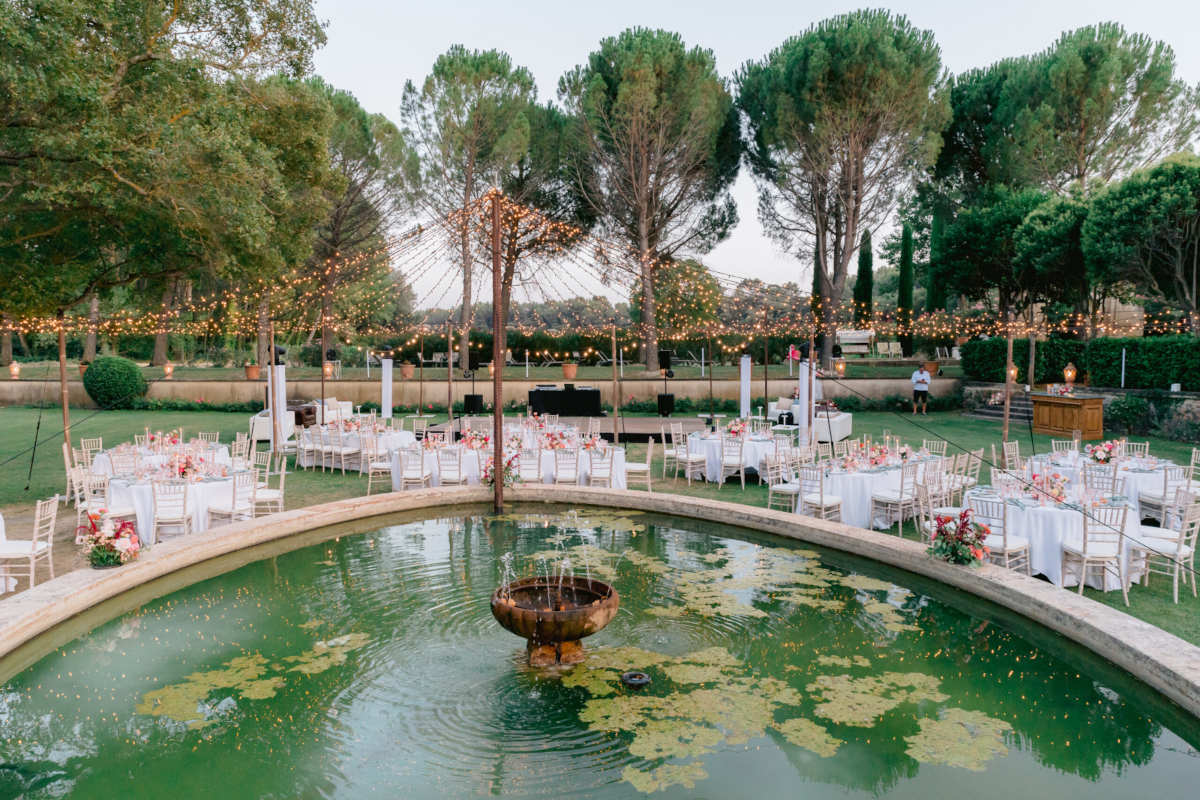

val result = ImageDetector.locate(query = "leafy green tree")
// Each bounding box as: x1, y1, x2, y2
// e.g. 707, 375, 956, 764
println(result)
898, 225, 915, 356
630, 259, 721, 336
853, 230, 874, 325
400, 46, 535, 363
1083, 154, 1200, 332
738, 10, 948, 362
997, 23, 1200, 192
560, 28, 740, 369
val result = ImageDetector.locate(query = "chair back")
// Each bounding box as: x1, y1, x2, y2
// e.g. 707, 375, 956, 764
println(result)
968, 496, 1007, 548
833, 440, 850, 459
109, 449, 139, 476
1158, 465, 1187, 497
438, 447, 463, 480
554, 448, 579, 479
84, 474, 112, 510
643, 437, 655, 467
923, 439, 948, 457
32, 498, 58, 547
816, 442, 832, 462
81, 437, 103, 458
722, 436, 743, 463
1125, 440, 1149, 458
797, 466, 825, 503
1080, 505, 1128, 556
764, 457, 790, 488
198, 432, 219, 444
412, 418, 428, 440
153, 480, 189, 520
589, 448, 614, 481
1164, 487, 1198, 531
518, 449, 541, 482
898, 462, 919, 498
1002, 440, 1022, 470
230, 469, 255, 507
1083, 465, 1123, 495
1051, 439, 1077, 454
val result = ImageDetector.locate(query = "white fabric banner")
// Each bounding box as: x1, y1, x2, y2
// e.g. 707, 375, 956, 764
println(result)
381, 358, 393, 418
739, 354, 751, 419
271, 364, 288, 448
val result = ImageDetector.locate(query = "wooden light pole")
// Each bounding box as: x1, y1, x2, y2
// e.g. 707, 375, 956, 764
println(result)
491, 192, 504, 512
57, 310, 71, 450
269, 319, 281, 458
1002, 310, 1015, 443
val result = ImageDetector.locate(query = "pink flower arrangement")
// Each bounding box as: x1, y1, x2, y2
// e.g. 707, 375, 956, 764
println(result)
1086, 441, 1117, 464
482, 451, 520, 487
78, 513, 140, 567
462, 429, 490, 450
928, 508, 990, 566
582, 434, 604, 451
542, 430, 570, 450
725, 419, 748, 437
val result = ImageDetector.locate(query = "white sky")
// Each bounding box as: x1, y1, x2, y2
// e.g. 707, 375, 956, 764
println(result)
312, 0, 1200, 305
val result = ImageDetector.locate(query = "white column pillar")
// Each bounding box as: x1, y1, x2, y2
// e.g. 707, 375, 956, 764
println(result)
739, 354, 752, 419
381, 358, 393, 418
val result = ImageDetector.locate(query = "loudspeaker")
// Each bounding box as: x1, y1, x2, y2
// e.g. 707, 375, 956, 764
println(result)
657, 393, 675, 417
658, 350, 672, 371
463, 394, 483, 415
272, 345, 287, 365
324, 348, 337, 361
468, 350, 480, 371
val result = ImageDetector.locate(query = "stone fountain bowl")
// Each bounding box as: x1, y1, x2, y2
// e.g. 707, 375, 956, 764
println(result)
491, 575, 619, 645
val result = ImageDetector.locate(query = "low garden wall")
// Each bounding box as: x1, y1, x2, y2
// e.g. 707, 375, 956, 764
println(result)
0, 376, 961, 410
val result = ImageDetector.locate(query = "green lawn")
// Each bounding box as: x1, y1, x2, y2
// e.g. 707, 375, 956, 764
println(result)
1, 406, 1196, 646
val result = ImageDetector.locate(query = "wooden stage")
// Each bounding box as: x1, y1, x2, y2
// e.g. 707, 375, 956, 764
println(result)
430, 415, 707, 443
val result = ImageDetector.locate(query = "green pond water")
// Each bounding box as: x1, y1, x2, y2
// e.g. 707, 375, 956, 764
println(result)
0, 506, 1197, 798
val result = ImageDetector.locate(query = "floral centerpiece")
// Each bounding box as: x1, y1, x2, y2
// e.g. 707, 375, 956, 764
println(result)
176, 455, 198, 478
725, 418, 748, 438
149, 430, 180, 447
78, 513, 141, 568
462, 429, 490, 450
1031, 471, 1068, 503
529, 412, 546, 430
1086, 440, 1117, 464
542, 430, 570, 450
422, 435, 441, 451
1050, 383, 1073, 397
482, 451, 520, 487
582, 434, 604, 451
927, 508, 990, 567
839, 455, 860, 472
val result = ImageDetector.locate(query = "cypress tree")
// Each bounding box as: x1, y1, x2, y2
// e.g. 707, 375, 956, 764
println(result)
853, 229, 873, 326
898, 223, 914, 356
927, 207, 948, 313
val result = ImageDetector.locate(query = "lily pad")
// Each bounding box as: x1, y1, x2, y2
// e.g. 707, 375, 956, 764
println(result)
904, 708, 1012, 770
773, 717, 842, 757
621, 762, 708, 793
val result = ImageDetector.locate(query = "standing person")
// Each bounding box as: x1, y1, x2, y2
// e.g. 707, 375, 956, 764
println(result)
911, 364, 931, 415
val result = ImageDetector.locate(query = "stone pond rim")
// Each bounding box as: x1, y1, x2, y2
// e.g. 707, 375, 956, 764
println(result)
490, 575, 619, 665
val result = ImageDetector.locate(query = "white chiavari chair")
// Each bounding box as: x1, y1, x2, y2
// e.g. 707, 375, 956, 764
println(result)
109, 449, 139, 476
871, 462, 918, 532
83, 474, 137, 529
765, 457, 801, 513
254, 461, 287, 515
625, 438, 654, 492
1062, 504, 1130, 605
151, 480, 192, 540
0, 497, 57, 591
677, 434, 707, 486
325, 426, 360, 475
518, 449, 542, 483
412, 417, 428, 441
832, 440, 850, 459
363, 434, 393, 496
80, 437, 103, 465
1125, 440, 1149, 459
798, 465, 841, 521
553, 449, 580, 485
1138, 465, 1188, 524
1051, 439, 1078, 455
659, 424, 677, 479
134, 433, 148, 448
923, 439, 948, 457
718, 436, 745, 489
1131, 498, 1199, 603
207, 471, 256, 527
587, 447, 615, 487
397, 448, 432, 489
198, 431, 219, 444
816, 442, 833, 463
1083, 465, 1125, 496
969, 496, 1030, 574
437, 447, 469, 487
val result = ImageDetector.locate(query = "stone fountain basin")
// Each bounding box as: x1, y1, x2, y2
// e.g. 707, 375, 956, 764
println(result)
491, 576, 619, 644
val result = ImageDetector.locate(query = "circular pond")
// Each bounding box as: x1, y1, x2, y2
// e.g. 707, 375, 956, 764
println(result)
0, 506, 1196, 798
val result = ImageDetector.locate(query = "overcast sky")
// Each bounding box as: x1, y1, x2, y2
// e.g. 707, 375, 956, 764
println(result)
311, 0, 1200, 304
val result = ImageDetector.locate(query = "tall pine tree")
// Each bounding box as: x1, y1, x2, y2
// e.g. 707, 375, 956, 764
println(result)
853, 230, 873, 326
898, 224, 915, 356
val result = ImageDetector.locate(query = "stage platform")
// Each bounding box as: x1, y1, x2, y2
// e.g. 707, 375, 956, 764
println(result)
429, 415, 707, 443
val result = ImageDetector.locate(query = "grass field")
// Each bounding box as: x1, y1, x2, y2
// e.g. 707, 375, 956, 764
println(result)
0, 406, 1195, 645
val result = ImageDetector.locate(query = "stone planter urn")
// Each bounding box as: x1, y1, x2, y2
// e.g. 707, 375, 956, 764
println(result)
244, 364, 261, 380
78, 363, 88, 378
562, 362, 578, 380
399, 362, 415, 380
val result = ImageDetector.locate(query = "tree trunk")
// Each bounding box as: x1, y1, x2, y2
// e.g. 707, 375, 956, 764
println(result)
0, 315, 12, 366
1026, 305, 1037, 387
320, 289, 333, 366
1002, 310, 1014, 443
458, 173, 475, 375
640, 258, 658, 372
58, 311, 71, 451
150, 281, 175, 366
83, 293, 100, 362
257, 299, 270, 368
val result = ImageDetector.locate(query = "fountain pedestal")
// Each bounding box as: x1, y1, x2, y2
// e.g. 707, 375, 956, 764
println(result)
491, 576, 619, 665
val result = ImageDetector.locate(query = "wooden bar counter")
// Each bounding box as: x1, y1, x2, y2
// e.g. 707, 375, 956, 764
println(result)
1031, 392, 1104, 440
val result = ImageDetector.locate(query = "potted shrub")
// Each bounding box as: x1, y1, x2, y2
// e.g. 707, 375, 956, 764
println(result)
81, 355, 148, 408
244, 358, 260, 380
562, 360, 578, 380
399, 360, 415, 380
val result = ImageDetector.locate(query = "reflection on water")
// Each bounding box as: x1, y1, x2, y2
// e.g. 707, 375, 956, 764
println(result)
0, 506, 1196, 798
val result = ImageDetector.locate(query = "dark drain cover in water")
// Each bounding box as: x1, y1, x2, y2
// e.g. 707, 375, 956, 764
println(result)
620, 671, 651, 688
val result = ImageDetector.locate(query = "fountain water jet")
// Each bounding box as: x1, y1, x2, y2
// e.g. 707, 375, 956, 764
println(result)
491, 575, 619, 666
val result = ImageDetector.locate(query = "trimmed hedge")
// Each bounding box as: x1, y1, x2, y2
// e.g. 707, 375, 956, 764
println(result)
128, 398, 263, 413
960, 336, 1200, 390
82, 356, 147, 409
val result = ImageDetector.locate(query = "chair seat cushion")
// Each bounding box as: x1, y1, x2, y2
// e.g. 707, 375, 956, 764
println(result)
102, 506, 137, 519
1063, 541, 1120, 558
803, 493, 841, 506
210, 502, 252, 513
933, 506, 962, 517
1135, 538, 1192, 557
256, 489, 283, 501
1138, 491, 1167, 503
871, 490, 911, 502
369, 461, 392, 470
0, 540, 50, 556
771, 483, 801, 494
984, 533, 1029, 552
625, 464, 650, 473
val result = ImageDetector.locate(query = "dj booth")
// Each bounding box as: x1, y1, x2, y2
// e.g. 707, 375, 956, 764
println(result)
528, 385, 604, 416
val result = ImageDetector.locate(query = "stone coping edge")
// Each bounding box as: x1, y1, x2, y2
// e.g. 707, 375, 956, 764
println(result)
0, 485, 1196, 720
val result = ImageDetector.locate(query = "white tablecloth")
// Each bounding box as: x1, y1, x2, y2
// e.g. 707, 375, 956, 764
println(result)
1027, 453, 1178, 517
688, 434, 774, 483
813, 412, 853, 443
824, 466, 904, 529
92, 445, 231, 477
965, 488, 1140, 591
108, 476, 238, 545
390, 447, 626, 490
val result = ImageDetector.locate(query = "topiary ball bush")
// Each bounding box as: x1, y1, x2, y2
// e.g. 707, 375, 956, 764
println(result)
82, 356, 148, 409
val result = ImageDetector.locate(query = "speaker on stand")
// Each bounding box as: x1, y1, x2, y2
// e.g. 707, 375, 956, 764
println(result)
657, 350, 675, 417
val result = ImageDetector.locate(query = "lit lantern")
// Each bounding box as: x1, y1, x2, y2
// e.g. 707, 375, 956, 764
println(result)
833, 358, 846, 378
1007, 364, 1019, 382
163, 362, 174, 380
8, 361, 19, 380
1063, 361, 1077, 385
488, 362, 495, 378
323, 361, 334, 379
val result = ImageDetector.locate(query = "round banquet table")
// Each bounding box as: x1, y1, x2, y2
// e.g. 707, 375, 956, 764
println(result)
390, 447, 626, 490
688, 433, 774, 483
964, 488, 1141, 591
108, 474, 240, 545
802, 458, 940, 530
1027, 453, 1180, 518
297, 428, 416, 471
92, 445, 231, 477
